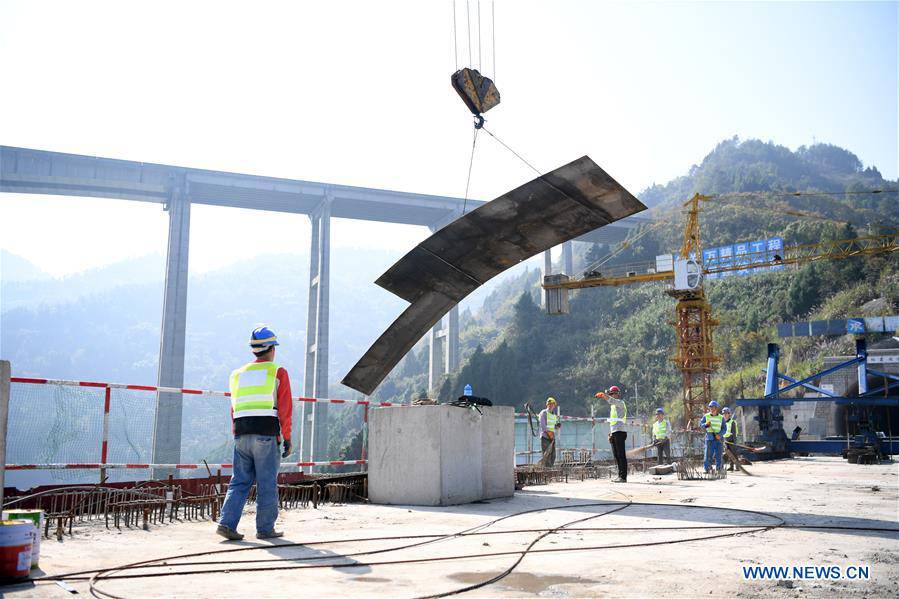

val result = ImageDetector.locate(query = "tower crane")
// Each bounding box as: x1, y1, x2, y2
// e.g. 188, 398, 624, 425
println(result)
542, 192, 899, 429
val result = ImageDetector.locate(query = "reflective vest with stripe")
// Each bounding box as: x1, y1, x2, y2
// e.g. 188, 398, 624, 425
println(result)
546, 410, 558, 430
652, 419, 668, 439
703, 412, 724, 433
724, 417, 738, 439
229, 361, 279, 419
609, 402, 627, 426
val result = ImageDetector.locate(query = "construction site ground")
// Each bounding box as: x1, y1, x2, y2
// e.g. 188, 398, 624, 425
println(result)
5, 456, 898, 598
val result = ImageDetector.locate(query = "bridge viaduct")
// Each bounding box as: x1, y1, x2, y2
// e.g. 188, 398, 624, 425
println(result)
1, 145, 647, 469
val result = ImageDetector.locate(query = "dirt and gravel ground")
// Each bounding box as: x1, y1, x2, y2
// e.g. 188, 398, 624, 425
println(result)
4, 456, 897, 598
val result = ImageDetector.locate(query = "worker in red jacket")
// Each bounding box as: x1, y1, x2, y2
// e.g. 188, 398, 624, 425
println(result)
217, 325, 293, 541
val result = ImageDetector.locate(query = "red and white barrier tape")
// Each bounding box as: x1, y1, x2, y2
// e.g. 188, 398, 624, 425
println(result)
9, 377, 401, 406
5, 460, 366, 471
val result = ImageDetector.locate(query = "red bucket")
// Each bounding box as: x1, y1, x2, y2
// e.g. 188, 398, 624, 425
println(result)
0, 520, 33, 582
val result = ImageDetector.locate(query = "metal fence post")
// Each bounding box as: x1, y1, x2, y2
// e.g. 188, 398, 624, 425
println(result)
0, 361, 10, 508
591, 405, 596, 459
100, 385, 111, 483
361, 402, 369, 471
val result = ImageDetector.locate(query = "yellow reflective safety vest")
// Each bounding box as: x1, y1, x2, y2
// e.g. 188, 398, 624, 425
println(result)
609, 402, 627, 426
229, 361, 279, 419
724, 417, 738, 439
546, 410, 559, 430
652, 419, 669, 439
703, 412, 724, 433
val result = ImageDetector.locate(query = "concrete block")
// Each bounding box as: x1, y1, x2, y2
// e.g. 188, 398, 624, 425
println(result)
368, 405, 513, 506
480, 406, 515, 499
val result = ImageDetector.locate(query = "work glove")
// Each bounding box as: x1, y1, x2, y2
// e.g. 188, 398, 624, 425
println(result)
281, 439, 292, 458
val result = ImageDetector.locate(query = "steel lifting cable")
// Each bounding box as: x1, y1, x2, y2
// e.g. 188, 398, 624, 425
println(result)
461, 126, 480, 215
491, 0, 496, 81
466, 0, 472, 67
477, 0, 481, 72
581, 211, 675, 274
480, 125, 542, 177
452, 0, 458, 71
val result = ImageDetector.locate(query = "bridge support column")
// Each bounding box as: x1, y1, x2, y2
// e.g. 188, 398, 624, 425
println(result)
562, 241, 574, 275
541, 249, 553, 306
426, 304, 460, 395
303, 195, 331, 471
425, 215, 462, 396
428, 321, 444, 394
152, 180, 190, 478
445, 305, 459, 374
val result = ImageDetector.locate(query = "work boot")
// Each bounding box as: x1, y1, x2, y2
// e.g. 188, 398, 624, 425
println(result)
256, 530, 285, 539
216, 524, 244, 541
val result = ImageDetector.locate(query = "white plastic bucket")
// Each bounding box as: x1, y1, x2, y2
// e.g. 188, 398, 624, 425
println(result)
0, 520, 33, 581
2, 511, 43, 568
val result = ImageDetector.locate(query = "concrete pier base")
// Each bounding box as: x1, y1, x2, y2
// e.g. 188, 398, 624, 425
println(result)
368, 405, 514, 506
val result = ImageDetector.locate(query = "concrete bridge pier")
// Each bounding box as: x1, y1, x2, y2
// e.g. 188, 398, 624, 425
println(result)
152, 177, 190, 478
303, 194, 332, 470
426, 215, 461, 396
562, 240, 574, 275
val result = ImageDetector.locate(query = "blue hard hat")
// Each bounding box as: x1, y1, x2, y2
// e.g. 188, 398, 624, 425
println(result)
250, 325, 279, 352
722, 406, 731, 413
708, 400, 720, 408
655, 408, 664, 414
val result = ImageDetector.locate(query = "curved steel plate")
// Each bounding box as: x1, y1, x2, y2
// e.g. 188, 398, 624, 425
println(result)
342, 155, 646, 395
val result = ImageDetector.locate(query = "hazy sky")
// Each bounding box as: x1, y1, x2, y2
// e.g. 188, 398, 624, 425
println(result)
1, 0, 896, 277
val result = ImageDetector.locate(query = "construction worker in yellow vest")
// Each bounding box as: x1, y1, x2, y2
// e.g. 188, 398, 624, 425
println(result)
595, 386, 628, 482
722, 406, 739, 471
538, 397, 561, 467
699, 400, 724, 473
651, 407, 672, 464
217, 326, 293, 541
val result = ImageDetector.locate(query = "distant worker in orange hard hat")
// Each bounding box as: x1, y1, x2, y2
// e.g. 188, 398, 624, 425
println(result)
595, 386, 628, 482
538, 397, 561, 467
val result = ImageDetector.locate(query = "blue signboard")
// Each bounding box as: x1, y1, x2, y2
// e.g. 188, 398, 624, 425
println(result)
749, 240, 767, 271
718, 245, 734, 278
703, 248, 719, 280
846, 318, 865, 334
767, 237, 784, 271
702, 236, 785, 278
734, 242, 750, 276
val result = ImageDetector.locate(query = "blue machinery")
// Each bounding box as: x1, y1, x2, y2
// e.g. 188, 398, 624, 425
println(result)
736, 339, 899, 461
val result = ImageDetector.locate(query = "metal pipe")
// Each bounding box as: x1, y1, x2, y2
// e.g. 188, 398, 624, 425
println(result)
0, 360, 10, 509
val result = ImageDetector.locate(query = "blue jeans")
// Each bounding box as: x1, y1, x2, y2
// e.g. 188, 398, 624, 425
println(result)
219, 434, 280, 533
704, 435, 723, 472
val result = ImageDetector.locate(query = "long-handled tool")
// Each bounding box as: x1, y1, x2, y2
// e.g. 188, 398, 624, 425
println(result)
626, 442, 658, 458
724, 445, 754, 476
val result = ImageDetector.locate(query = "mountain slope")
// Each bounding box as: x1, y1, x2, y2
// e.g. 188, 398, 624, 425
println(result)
420, 138, 898, 420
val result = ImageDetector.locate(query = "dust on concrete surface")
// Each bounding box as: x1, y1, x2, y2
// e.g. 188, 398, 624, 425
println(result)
2, 457, 897, 598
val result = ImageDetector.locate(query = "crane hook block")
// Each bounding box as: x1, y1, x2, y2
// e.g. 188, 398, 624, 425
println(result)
451, 67, 500, 117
